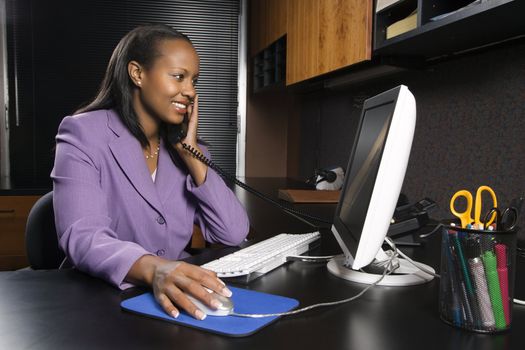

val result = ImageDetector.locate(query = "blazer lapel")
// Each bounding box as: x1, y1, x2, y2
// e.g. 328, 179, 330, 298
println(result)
154, 140, 184, 205
106, 110, 164, 214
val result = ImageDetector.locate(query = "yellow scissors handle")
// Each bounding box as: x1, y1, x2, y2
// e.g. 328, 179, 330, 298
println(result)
475, 185, 498, 226
450, 190, 473, 228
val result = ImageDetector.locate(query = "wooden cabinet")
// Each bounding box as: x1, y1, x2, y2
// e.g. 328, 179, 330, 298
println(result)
286, 0, 319, 86
250, 0, 287, 56
317, 0, 372, 77
287, 0, 372, 85
250, 0, 373, 86
0, 195, 40, 270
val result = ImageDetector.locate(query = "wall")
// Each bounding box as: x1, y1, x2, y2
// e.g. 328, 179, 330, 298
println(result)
296, 39, 525, 234
246, 88, 295, 177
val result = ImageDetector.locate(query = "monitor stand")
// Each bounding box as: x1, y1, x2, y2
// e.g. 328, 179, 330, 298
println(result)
327, 253, 434, 286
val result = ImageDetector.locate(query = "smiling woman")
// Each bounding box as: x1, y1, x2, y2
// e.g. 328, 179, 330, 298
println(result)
51, 24, 249, 322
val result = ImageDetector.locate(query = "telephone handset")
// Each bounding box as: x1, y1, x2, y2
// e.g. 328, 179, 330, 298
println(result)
173, 119, 331, 227
179, 113, 189, 141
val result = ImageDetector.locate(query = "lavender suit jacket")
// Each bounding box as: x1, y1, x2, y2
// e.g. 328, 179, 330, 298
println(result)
51, 109, 249, 289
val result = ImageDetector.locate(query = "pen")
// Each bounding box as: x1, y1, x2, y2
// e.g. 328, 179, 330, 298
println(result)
495, 244, 511, 326
443, 231, 462, 326
448, 232, 474, 327
451, 232, 482, 328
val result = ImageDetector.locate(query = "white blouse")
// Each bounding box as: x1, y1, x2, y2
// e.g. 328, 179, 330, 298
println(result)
151, 168, 157, 182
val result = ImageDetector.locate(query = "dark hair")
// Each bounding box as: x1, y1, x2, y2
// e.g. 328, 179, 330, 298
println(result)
75, 24, 192, 148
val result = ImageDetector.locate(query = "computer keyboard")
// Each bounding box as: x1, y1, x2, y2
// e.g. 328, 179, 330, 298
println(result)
201, 231, 321, 283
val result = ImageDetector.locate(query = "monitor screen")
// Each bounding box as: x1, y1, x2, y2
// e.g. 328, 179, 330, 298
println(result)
336, 102, 394, 254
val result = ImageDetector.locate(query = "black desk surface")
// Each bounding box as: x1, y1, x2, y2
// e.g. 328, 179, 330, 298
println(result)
1, 178, 525, 350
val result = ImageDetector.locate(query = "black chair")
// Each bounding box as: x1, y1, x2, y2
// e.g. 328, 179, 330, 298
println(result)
25, 191, 65, 269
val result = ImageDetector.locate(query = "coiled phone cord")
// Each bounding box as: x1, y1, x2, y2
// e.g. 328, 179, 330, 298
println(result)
180, 142, 332, 226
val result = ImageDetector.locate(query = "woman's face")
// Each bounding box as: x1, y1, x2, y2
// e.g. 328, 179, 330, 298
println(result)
135, 38, 199, 125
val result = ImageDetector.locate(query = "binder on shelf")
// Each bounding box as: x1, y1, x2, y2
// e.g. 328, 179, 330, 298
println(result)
429, 0, 482, 22
386, 10, 417, 39
376, 0, 404, 13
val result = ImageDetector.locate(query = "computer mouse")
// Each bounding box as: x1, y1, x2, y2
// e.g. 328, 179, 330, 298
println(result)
186, 292, 234, 317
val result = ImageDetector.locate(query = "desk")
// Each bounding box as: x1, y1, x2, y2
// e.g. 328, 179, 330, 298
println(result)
1, 178, 525, 350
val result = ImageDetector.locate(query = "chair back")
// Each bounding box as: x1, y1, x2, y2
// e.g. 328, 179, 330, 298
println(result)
25, 191, 65, 269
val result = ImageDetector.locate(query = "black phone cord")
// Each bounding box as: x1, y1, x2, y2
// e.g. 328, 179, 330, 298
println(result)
180, 142, 332, 227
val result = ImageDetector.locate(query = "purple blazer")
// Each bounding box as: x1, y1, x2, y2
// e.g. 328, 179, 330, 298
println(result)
51, 109, 249, 289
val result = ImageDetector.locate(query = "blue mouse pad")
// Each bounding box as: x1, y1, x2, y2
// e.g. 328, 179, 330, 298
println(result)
121, 286, 299, 337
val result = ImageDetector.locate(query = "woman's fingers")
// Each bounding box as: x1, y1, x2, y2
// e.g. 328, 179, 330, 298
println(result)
185, 94, 199, 142
185, 265, 232, 297
152, 261, 230, 320
164, 280, 208, 320
155, 292, 180, 319
173, 263, 231, 304
188, 94, 198, 120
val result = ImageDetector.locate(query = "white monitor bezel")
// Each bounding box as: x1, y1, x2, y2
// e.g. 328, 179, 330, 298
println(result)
331, 85, 416, 270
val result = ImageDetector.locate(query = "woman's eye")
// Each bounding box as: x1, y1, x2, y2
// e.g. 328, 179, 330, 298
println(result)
192, 79, 198, 86
172, 74, 184, 81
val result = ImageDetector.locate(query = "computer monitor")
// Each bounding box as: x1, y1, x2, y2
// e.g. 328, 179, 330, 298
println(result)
327, 85, 434, 286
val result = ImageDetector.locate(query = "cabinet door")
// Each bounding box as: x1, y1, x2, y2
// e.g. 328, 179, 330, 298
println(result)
250, 0, 287, 56
266, 0, 287, 47
318, 0, 372, 75
0, 196, 41, 270
287, 0, 372, 85
250, 0, 267, 56
286, 0, 320, 85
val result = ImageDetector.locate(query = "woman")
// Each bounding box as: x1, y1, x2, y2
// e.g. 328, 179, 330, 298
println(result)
51, 24, 249, 321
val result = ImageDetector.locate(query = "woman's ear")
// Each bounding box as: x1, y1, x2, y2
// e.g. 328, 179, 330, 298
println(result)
128, 61, 143, 87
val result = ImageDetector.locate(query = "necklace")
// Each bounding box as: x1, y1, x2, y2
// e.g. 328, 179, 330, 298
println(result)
145, 136, 160, 159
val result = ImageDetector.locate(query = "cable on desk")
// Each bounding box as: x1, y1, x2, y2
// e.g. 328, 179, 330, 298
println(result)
391, 240, 441, 279
419, 223, 444, 239
231, 241, 399, 318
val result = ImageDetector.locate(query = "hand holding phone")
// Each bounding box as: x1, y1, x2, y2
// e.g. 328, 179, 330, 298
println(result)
175, 95, 208, 185
178, 94, 198, 143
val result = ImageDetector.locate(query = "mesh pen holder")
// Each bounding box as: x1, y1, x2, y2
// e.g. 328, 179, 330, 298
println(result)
439, 225, 517, 333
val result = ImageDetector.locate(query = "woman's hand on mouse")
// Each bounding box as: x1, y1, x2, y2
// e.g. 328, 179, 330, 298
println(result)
151, 260, 231, 320
126, 255, 230, 320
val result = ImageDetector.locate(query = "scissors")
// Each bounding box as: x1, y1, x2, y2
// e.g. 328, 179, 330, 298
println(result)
450, 185, 498, 228
483, 207, 519, 231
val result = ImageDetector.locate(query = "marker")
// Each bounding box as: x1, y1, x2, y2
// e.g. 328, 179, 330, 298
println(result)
495, 244, 511, 326
483, 251, 506, 329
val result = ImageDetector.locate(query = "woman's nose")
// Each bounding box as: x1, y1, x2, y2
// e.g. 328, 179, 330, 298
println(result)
181, 81, 196, 99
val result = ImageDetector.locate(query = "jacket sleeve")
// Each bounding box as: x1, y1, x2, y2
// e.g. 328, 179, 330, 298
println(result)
51, 116, 149, 290
187, 146, 250, 246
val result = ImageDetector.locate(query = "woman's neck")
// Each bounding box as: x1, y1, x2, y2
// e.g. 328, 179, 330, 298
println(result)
132, 92, 160, 143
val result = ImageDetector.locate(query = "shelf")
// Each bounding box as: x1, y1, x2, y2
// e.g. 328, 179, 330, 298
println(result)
374, 0, 525, 59
253, 36, 286, 92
